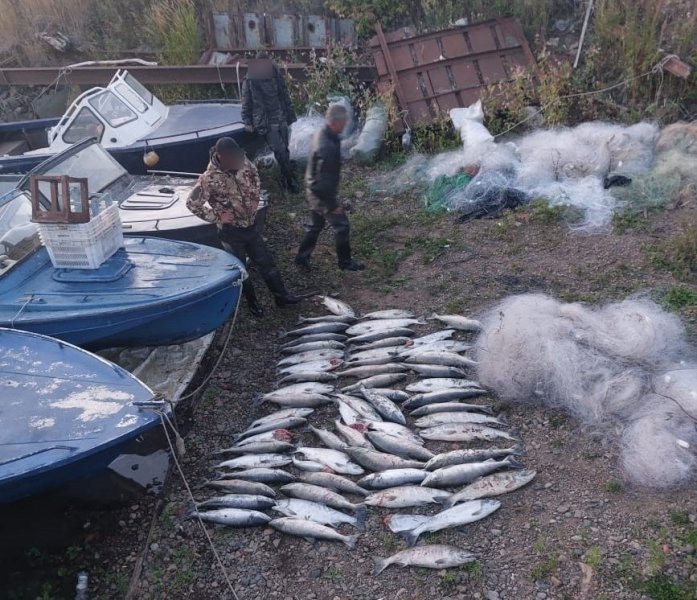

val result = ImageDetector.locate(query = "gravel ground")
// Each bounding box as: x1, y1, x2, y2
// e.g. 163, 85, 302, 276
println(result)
4, 162, 697, 600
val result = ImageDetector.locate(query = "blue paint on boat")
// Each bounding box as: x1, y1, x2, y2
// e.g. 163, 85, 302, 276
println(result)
0, 328, 164, 503
0, 190, 246, 348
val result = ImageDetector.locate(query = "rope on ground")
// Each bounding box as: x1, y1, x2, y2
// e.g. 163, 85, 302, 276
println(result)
177, 283, 243, 403
159, 410, 242, 600
493, 55, 681, 139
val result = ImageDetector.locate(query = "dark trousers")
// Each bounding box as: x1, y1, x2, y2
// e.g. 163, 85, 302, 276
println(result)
296, 209, 352, 267
265, 123, 295, 187
218, 224, 287, 302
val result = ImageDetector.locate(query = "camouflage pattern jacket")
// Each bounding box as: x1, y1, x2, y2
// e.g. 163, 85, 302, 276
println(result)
186, 154, 261, 229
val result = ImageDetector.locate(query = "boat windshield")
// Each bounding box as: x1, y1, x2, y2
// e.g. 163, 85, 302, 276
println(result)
33, 143, 127, 198
0, 193, 41, 276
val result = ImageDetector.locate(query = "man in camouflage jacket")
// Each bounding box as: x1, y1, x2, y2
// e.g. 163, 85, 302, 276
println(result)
187, 137, 302, 317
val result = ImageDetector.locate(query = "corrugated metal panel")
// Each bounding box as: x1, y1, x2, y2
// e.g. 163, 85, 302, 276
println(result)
369, 18, 535, 130
207, 12, 354, 50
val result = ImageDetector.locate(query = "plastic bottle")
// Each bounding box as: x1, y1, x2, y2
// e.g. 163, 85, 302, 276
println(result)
75, 571, 88, 600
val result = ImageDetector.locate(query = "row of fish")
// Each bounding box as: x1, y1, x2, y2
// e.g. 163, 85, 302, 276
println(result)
188, 297, 536, 574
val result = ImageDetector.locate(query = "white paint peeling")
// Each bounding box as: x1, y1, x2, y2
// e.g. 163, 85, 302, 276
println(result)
116, 414, 138, 428
29, 417, 56, 429
49, 386, 134, 422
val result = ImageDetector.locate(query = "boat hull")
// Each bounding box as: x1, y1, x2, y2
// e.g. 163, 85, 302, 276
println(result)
0, 328, 164, 503
0, 237, 245, 349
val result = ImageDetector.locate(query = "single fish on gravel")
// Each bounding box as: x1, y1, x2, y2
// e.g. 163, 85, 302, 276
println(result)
250, 408, 315, 428
424, 445, 525, 471
404, 352, 477, 369
310, 425, 347, 451
414, 412, 506, 428
342, 373, 407, 392
196, 494, 275, 511
273, 499, 368, 530
343, 447, 425, 471
336, 399, 366, 427
364, 485, 451, 508
358, 468, 427, 489
407, 364, 470, 378
344, 353, 403, 367
201, 479, 276, 497
422, 456, 523, 488
320, 296, 356, 317
230, 468, 296, 484
185, 508, 271, 528
294, 448, 364, 475
348, 328, 415, 344
280, 340, 346, 355
283, 322, 349, 338
445, 470, 536, 506
410, 401, 493, 417
233, 429, 294, 447
297, 314, 357, 324
215, 453, 292, 471
367, 421, 424, 446
361, 309, 415, 320
292, 456, 327, 472
429, 314, 482, 331
347, 348, 401, 362
419, 424, 519, 443
214, 441, 296, 455
346, 319, 425, 337
406, 330, 457, 346
360, 387, 406, 425
279, 483, 361, 512
367, 388, 410, 402
234, 417, 307, 441
349, 336, 412, 351
261, 383, 335, 403
270, 517, 358, 547
333, 394, 384, 422
279, 333, 347, 349
278, 371, 339, 385
400, 499, 500, 546
334, 419, 375, 449
277, 349, 345, 367
404, 391, 489, 411
408, 392, 492, 411
405, 378, 483, 393
299, 472, 369, 497
278, 359, 342, 376
399, 340, 471, 356
336, 363, 406, 378
366, 431, 434, 461
373, 545, 476, 575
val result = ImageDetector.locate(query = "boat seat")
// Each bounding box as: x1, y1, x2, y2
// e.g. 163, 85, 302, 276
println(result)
0, 139, 29, 156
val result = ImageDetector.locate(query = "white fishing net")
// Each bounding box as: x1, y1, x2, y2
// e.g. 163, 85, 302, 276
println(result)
474, 294, 697, 488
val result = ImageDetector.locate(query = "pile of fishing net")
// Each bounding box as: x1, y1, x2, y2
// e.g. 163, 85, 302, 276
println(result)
473, 294, 697, 488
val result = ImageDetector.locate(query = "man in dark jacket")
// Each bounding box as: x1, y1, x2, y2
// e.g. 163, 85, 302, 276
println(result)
294, 105, 364, 272
187, 137, 302, 318
241, 56, 300, 194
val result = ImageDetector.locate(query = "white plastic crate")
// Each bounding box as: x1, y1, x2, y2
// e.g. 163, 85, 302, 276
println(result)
38, 203, 124, 269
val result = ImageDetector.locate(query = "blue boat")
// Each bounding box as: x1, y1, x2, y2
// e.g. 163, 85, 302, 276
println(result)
0, 327, 166, 504
0, 70, 261, 175
0, 190, 246, 349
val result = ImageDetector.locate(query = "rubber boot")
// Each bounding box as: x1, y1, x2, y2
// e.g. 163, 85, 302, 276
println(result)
243, 282, 264, 318
263, 268, 303, 307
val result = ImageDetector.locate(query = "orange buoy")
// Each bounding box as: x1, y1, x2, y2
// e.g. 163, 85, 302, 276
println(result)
143, 150, 160, 168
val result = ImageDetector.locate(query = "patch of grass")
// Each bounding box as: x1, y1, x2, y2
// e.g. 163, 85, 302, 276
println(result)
605, 480, 623, 493
325, 566, 342, 581
682, 527, 697, 548
641, 574, 695, 600
533, 538, 548, 554
350, 211, 401, 260
550, 437, 563, 449
582, 449, 602, 460
662, 287, 697, 312
202, 388, 220, 403
406, 235, 453, 264
647, 539, 668, 575
531, 555, 559, 582
461, 560, 483, 581
613, 211, 649, 233
527, 199, 565, 224
548, 413, 565, 429
651, 226, 697, 280
672, 512, 691, 526
585, 546, 602, 569
440, 569, 458, 590
148, 0, 201, 65
618, 552, 637, 577
444, 298, 465, 314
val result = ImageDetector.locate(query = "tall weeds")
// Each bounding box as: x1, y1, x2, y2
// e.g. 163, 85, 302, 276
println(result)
148, 0, 202, 65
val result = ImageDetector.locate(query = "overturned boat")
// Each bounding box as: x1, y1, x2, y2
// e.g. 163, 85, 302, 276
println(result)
0, 328, 168, 503
0, 69, 258, 175
0, 189, 246, 349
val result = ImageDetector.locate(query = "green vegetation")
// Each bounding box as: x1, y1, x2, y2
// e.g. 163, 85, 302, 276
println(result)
461, 560, 483, 581
663, 287, 697, 312
671, 512, 692, 526
325, 566, 342, 581
531, 555, 559, 581
148, 0, 201, 65
642, 575, 695, 600
613, 211, 649, 233
585, 546, 602, 570
440, 569, 458, 590
605, 480, 623, 493
651, 226, 697, 280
